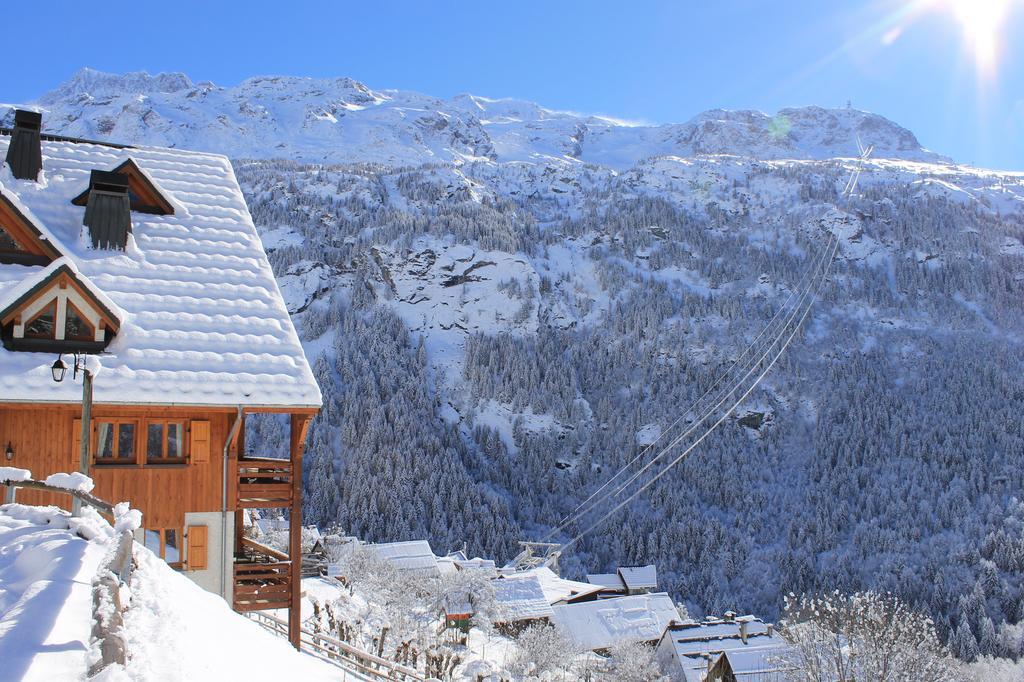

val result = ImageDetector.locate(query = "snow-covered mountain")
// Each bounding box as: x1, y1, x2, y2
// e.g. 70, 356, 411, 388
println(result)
7, 70, 1024, 660
7, 68, 946, 167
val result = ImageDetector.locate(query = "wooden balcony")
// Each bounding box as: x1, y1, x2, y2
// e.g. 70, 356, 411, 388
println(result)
236, 457, 293, 509
233, 537, 292, 612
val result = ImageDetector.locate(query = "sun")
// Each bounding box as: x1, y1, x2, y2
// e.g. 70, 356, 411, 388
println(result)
941, 0, 1012, 75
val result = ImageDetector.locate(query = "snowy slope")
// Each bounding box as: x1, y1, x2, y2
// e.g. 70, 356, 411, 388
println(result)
4, 68, 947, 168
0, 503, 344, 682
0, 504, 109, 681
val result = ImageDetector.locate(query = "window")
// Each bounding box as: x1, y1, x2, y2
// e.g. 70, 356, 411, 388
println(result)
144, 528, 182, 568
64, 302, 95, 342
146, 421, 186, 463
95, 420, 137, 463
24, 301, 57, 339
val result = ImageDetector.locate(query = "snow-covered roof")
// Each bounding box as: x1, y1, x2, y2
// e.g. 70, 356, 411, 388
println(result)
619, 565, 657, 591
586, 572, 625, 591
0, 135, 321, 409
368, 540, 440, 577
660, 617, 791, 682
527, 566, 604, 604
585, 564, 658, 593
550, 592, 679, 651
492, 574, 554, 622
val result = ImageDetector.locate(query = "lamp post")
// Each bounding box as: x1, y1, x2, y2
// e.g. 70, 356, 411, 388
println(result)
52, 353, 92, 516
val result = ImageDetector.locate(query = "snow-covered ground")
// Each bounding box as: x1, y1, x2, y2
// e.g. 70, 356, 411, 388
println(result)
0, 504, 109, 681
0, 503, 353, 682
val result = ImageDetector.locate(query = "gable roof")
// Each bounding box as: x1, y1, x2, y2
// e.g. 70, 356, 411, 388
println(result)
0, 136, 321, 409
659, 616, 792, 682
586, 572, 626, 591
0, 190, 64, 263
367, 540, 440, 577
70, 157, 176, 215
0, 258, 122, 332
493, 574, 554, 622
549, 592, 679, 651
619, 565, 657, 591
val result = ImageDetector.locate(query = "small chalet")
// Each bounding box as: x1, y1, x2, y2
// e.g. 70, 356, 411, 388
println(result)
367, 539, 442, 578
0, 111, 321, 648
655, 614, 792, 682
492, 573, 554, 633
549, 591, 679, 653
586, 563, 658, 597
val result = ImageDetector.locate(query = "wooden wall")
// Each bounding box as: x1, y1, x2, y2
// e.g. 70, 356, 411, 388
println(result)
0, 404, 235, 529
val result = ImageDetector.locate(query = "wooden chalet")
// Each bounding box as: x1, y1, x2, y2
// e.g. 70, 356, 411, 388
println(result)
0, 111, 322, 648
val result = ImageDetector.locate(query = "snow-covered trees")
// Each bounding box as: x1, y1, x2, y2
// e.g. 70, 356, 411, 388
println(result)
506, 623, 580, 679
780, 591, 958, 681
594, 641, 664, 682
234, 154, 1024, 660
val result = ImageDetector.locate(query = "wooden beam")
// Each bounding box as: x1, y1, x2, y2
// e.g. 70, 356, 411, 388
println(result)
287, 413, 310, 650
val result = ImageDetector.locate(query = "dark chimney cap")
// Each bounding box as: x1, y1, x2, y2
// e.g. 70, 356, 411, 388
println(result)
6, 109, 43, 180
89, 170, 129, 194
13, 110, 42, 130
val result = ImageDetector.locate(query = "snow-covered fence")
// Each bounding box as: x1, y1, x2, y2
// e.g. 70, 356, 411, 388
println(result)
0, 467, 114, 514
246, 610, 428, 681
1, 468, 140, 675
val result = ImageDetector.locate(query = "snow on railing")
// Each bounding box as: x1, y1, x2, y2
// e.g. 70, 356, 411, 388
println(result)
245, 610, 428, 681
0, 471, 140, 675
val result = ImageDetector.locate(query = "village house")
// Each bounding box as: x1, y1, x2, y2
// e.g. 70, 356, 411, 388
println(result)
549, 591, 679, 653
585, 563, 659, 597
655, 613, 792, 681
0, 111, 321, 647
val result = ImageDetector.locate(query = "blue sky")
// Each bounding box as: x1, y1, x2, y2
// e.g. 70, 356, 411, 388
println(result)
4, 0, 1022, 169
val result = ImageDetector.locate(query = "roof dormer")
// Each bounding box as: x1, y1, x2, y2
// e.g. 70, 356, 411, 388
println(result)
71, 158, 174, 216
0, 262, 120, 353
0, 191, 61, 266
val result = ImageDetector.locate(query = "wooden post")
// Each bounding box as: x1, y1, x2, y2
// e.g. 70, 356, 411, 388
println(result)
288, 413, 310, 650
73, 369, 93, 517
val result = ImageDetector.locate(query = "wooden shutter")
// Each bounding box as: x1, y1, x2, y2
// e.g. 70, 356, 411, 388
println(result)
190, 420, 210, 464
188, 525, 208, 571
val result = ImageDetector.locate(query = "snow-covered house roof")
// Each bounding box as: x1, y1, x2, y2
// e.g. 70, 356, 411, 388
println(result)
549, 592, 679, 652
619, 565, 657, 591
585, 572, 625, 591
657, 616, 791, 682
492, 574, 554, 623
586, 564, 658, 593
368, 540, 440, 577
0, 133, 321, 409
528, 566, 604, 604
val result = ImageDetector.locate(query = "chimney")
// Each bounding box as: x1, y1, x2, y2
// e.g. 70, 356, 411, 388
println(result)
739, 620, 748, 644
5, 110, 43, 181
82, 170, 132, 250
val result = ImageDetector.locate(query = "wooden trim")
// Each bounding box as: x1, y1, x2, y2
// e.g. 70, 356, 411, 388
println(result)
0, 192, 61, 261
92, 418, 141, 465
143, 418, 188, 463
0, 401, 321, 414
288, 413, 310, 650
0, 265, 120, 334
71, 159, 175, 216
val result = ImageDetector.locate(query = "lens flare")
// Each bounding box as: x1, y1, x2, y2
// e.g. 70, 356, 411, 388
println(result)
940, 0, 1012, 76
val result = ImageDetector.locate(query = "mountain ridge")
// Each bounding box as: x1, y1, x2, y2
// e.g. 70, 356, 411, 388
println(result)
6, 68, 949, 168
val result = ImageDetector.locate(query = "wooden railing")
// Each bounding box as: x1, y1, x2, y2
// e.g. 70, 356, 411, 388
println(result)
246, 610, 425, 681
236, 457, 293, 509
234, 560, 292, 611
